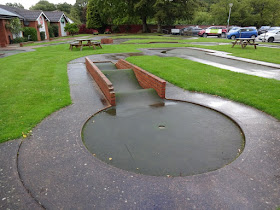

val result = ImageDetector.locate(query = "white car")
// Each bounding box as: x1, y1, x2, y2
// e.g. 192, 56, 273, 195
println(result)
257, 29, 280, 42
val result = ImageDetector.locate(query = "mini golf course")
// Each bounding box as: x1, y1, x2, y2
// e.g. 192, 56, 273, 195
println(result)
82, 61, 245, 177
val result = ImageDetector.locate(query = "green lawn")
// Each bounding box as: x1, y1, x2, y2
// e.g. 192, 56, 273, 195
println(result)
24, 40, 70, 46
126, 55, 280, 120
192, 44, 280, 64
24, 34, 94, 46
122, 37, 232, 44
0, 40, 279, 143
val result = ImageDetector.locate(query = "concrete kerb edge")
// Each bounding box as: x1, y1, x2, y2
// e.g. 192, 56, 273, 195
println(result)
188, 47, 280, 69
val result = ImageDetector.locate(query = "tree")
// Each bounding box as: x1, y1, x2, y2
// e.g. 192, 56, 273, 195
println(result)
191, 11, 213, 25
68, 7, 82, 24
132, 0, 155, 32
86, 0, 102, 29
247, 0, 280, 27
64, 23, 79, 35
154, 0, 196, 33
56, 2, 73, 14
30, 0, 56, 11
73, 0, 89, 24
209, 0, 280, 27
5, 18, 22, 38
92, 0, 154, 32
5, 3, 24, 8
210, 0, 251, 26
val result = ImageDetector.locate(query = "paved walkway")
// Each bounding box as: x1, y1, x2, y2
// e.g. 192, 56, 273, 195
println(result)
0, 52, 279, 209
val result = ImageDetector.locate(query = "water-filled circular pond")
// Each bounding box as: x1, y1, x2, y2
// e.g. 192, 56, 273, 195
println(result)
82, 101, 244, 177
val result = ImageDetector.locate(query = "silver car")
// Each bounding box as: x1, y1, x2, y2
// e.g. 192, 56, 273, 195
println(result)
258, 29, 280, 42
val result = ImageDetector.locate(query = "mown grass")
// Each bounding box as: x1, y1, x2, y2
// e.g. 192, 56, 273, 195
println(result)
24, 40, 70, 46
52, 34, 93, 39
122, 37, 232, 44
24, 34, 93, 46
126, 55, 280, 120
193, 44, 280, 64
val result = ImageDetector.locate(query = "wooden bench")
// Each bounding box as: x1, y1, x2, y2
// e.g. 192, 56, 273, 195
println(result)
69, 42, 82, 51
70, 41, 102, 51
232, 39, 259, 49
241, 41, 259, 49
91, 42, 102, 49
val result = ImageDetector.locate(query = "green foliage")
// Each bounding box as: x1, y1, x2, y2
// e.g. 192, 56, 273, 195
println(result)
23, 27, 38, 41
111, 25, 120, 33
64, 23, 79, 35
73, 0, 88, 24
5, 2, 24, 8
5, 18, 22, 38
30, 0, 56, 11
47, 22, 54, 38
154, 0, 196, 32
40, 32, 46, 41
56, 2, 72, 14
12, 37, 26, 43
68, 8, 82, 25
86, 0, 103, 29
48, 23, 59, 38
248, 0, 280, 26
208, 0, 280, 26
191, 11, 214, 25
52, 24, 59, 37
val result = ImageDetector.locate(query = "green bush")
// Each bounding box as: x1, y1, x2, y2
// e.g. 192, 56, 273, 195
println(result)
52, 24, 59, 37
48, 22, 54, 38
111, 25, 120, 33
23, 27, 37, 41
40, 32, 45, 41
64, 23, 79, 36
12, 37, 27, 43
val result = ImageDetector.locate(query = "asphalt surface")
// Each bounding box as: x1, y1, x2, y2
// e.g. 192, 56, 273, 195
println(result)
0, 50, 280, 209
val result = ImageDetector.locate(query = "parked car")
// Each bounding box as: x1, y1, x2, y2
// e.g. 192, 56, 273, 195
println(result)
266, 27, 280, 32
228, 27, 241, 33
257, 29, 280, 42
258, 26, 270, 35
180, 26, 202, 36
171, 28, 181, 35
227, 27, 258, 39
198, 26, 227, 38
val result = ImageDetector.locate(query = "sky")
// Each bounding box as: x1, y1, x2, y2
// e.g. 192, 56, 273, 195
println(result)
0, 0, 76, 10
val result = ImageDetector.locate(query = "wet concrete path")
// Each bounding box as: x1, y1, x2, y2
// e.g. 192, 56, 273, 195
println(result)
0, 52, 280, 209
142, 47, 280, 80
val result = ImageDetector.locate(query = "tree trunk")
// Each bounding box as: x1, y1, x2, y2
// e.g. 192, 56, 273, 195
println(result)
157, 20, 162, 33
141, 16, 149, 33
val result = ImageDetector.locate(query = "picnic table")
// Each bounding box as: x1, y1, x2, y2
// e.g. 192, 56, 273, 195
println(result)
231, 38, 258, 49
69, 38, 102, 51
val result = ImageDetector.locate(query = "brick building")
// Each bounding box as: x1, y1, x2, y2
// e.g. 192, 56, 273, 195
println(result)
0, 7, 24, 47
0, 5, 50, 47
44, 11, 69, 37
